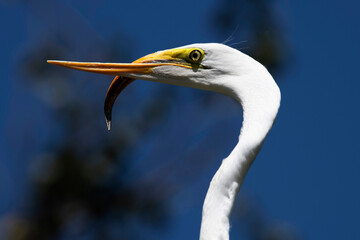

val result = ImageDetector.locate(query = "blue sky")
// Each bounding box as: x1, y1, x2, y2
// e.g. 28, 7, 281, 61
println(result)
1, 0, 360, 239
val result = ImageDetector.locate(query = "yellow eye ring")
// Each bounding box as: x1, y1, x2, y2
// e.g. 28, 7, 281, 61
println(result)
189, 50, 202, 63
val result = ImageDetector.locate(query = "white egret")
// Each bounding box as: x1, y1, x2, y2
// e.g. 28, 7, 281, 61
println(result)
48, 43, 281, 240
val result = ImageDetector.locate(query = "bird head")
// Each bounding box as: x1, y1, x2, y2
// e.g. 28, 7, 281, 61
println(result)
48, 43, 277, 130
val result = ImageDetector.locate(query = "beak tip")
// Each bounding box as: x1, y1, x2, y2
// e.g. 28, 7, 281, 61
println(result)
47, 60, 62, 66
106, 119, 111, 131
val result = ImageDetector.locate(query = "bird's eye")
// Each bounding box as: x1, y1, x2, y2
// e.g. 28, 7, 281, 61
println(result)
189, 50, 202, 63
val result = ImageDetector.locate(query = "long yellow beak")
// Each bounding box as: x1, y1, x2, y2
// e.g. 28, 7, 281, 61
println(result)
46, 61, 185, 75
47, 48, 193, 75
47, 49, 193, 130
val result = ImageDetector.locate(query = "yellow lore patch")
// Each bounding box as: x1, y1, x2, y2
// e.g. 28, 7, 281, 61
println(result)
134, 48, 205, 67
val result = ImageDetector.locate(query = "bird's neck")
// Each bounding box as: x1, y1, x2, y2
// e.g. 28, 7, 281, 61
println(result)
199, 66, 280, 240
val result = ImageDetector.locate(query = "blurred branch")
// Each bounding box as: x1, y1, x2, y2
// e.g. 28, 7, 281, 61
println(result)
211, 0, 292, 75
233, 195, 302, 240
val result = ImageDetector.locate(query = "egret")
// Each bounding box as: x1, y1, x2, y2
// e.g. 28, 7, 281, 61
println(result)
48, 43, 281, 240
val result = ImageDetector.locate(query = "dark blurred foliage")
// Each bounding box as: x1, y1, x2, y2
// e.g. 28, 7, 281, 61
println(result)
3, 36, 174, 239
1, 0, 296, 239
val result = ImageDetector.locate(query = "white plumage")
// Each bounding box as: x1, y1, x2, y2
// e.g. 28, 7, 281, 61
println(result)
48, 43, 281, 240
